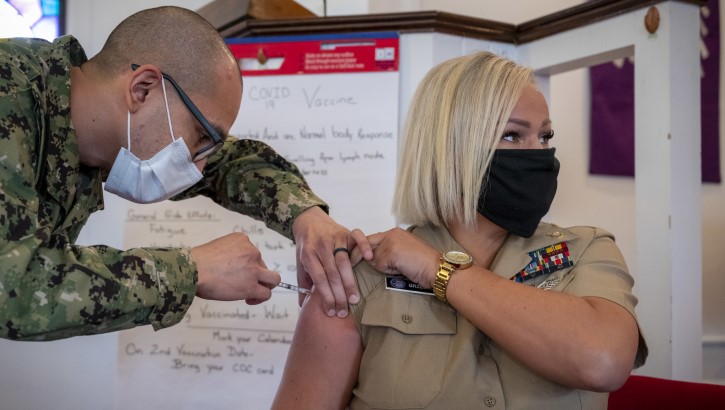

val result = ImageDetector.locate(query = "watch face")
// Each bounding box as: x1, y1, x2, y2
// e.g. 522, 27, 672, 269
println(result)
444, 251, 473, 267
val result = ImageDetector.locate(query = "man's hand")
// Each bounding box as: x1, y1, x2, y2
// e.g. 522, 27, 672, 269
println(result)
292, 206, 372, 317
190, 232, 281, 305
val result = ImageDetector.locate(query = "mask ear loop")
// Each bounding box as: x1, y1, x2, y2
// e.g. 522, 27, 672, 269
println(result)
160, 77, 177, 142
126, 111, 132, 151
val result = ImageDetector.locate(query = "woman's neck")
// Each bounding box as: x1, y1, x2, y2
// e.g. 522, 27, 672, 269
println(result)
448, 216, 509, 269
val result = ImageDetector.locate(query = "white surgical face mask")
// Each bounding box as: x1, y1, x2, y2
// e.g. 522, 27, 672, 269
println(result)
104, 77, 203, 203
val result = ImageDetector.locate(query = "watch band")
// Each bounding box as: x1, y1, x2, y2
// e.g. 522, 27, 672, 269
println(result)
433, 260, 455, 303
433, 251, 474, 303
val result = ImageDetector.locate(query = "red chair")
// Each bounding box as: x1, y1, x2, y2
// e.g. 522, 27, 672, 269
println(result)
608, 375, 725, 410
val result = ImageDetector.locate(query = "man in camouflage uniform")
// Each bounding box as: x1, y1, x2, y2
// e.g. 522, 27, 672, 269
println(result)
0, 6, 367, 341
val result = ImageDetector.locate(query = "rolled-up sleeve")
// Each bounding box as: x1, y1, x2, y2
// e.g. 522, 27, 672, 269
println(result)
174, 138, 328, 240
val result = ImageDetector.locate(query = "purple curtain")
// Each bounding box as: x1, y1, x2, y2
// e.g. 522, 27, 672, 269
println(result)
590, 0, 721, 183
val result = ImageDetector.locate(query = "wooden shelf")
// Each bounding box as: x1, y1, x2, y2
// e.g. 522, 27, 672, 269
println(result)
199, 0, 707, 43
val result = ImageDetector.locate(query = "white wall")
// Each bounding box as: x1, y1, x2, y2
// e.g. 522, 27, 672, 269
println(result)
0, 2, 721, 409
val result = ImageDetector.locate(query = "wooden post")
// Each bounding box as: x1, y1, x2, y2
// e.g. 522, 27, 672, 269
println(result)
520, 1, 703, 381
633, 1, 702, 381
197, 0, 314, 34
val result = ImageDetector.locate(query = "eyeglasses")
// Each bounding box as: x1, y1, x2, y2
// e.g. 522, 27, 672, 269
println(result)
131, 64, 224, 162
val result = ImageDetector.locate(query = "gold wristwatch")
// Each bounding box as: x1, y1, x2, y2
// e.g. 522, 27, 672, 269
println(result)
433, 250, 473, 303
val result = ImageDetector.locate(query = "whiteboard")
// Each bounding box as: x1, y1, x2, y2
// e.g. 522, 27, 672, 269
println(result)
115, 34, 400, 410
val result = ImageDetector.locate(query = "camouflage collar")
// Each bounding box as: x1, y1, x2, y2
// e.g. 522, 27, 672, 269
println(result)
42, 36, 103, 213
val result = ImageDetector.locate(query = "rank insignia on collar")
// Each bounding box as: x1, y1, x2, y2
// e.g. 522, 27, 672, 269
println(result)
511, 242, 574, 283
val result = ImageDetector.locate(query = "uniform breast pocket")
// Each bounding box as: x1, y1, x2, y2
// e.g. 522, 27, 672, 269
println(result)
353, 287, 457, 409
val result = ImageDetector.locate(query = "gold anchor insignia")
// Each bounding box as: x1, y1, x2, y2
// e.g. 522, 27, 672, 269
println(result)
546, 231, 564, 239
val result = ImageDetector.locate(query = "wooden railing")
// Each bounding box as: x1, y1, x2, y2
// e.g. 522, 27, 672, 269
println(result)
199, 0, 707, 42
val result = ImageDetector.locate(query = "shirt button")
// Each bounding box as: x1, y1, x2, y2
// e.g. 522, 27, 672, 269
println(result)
484, 396, 497, 407
401, 313, 413, 324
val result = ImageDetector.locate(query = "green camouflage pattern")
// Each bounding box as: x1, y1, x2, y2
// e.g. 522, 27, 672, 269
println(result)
0, 36, 326, 341
177, 137, 327, 239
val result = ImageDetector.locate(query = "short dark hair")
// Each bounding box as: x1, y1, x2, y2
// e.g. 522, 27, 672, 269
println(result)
91, 6, 236, 94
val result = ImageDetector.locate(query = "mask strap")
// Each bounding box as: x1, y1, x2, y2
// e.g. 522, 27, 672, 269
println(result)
160, 77, 177, 142
126, 111, 132, 151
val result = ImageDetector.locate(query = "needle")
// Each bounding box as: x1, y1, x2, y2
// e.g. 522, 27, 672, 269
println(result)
277, 282, 312, 294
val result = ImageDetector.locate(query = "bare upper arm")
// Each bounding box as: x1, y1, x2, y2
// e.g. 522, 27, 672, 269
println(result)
272, 291, 363, 409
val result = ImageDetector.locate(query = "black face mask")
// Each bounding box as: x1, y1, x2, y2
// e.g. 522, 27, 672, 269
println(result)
477, 148, 559, 238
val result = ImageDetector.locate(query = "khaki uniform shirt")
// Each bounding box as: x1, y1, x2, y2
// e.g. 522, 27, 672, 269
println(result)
349, 223, 647, 410
0, 36, 326, 340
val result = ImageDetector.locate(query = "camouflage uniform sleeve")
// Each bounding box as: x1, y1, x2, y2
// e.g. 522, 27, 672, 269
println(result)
0, 238, 197, 341
174, 138, 328, 240
0, 44, 196, 340
0, 132, 197, 340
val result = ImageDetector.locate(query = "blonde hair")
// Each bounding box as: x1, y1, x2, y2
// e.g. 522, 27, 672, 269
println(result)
393, 51, 535, 228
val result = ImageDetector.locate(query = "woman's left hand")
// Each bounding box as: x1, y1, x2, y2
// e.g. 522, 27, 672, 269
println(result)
355, 227, 441, 288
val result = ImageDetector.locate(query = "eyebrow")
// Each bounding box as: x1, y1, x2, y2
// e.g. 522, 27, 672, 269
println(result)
507, 118, 552, 128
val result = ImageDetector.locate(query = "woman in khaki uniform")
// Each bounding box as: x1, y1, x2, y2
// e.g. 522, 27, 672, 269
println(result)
272, 51, 647, 410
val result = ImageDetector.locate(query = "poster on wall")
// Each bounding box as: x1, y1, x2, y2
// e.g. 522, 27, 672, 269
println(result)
115, 32, 400, 410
